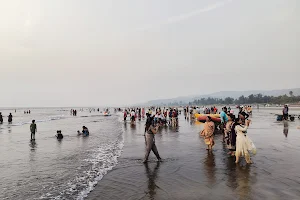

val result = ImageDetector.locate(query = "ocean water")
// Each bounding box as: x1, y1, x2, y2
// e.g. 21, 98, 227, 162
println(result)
1, 107, 300, 200
0, 108, 124, 200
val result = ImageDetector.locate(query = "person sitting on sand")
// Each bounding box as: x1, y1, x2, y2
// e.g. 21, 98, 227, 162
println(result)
200, 116, 215, 151
56, 130, 63, 139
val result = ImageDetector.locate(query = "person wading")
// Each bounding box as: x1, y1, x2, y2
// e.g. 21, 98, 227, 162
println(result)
8, 113, 13, 123
30, 120, 37, 140
200, 116, 215, 151
143, 116, 162, 163
0, 112, 3, 124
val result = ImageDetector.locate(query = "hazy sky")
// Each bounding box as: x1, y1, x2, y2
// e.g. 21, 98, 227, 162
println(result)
0, 0, 299, 107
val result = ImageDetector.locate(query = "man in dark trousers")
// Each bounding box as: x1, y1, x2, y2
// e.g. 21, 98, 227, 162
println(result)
30, 120, 37, 140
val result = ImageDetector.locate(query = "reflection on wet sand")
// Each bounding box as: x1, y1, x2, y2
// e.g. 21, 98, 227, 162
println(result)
130, 123, 136, 130
236, 165, 252, 200
144, 162, 160, 199
225, 154, 253, 199
8, 125, 12, 133
123, 121, 127, 131
29, 140, 37, 151
29, 140, 37, 163
204, 151, 216, 185
283, 121, 289, 137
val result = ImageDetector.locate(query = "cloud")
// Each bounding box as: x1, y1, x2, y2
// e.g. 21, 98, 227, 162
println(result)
136, 0, 233, 31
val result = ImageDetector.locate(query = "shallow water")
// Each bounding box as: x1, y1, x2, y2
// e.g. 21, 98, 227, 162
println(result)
87, 107, 300, 200
1, 107, 300, 200
0, 108, 124, 200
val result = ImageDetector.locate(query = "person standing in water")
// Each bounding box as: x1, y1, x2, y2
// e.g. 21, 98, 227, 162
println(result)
235, 119, 255, 164
56, 130, 63, 139
200, 116, 215, 151
30, 120, 37, 140
8, 113, 13, 123
220, 107, 228, 143
0, 112, 3, 124
124, 110, 127, 121
143, 117, 162, 163
82, 126, 89, 136
283, 104, 289, 120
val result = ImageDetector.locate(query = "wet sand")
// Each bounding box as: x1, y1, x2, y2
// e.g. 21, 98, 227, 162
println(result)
87, 110, 300, 200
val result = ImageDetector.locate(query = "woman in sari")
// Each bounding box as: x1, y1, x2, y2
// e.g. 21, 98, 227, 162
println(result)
200, 116, 215, 151
235, 119, 256, 164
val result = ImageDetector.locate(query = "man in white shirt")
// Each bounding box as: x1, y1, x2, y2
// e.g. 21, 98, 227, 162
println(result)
131, 110, 135, 122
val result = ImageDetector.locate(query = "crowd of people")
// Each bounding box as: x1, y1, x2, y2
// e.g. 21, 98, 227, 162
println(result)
1, 105, 290, 165
124, 107, 180, 127
24, 110, 31, 114
237, 105, 253, 115
200, 106, 256, 164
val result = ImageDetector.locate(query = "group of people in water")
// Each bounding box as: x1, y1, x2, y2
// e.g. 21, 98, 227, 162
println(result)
200, 106, 256, 164
237, 105, 253, 115
0, 112, 13, 124
70, 109, 78, 116
124, 107, 180, 128
29, 119, 89, 141
141, 105, 257, 165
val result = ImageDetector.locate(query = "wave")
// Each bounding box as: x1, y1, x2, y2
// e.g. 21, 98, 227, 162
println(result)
39, 119, 125, 200
77, 137, 124, 200
12, 115, 65, 126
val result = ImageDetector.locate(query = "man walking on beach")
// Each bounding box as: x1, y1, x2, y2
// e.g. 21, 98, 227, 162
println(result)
30, 120, 37, 140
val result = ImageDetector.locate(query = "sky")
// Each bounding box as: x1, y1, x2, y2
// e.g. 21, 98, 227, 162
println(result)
0, 0, 299, 107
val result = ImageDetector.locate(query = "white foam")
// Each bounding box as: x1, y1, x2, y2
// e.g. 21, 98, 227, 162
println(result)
76, 138, 124, 200
12, 115, 65, 126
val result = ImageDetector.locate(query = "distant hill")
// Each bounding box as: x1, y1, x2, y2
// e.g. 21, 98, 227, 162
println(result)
142, 88, 300, 106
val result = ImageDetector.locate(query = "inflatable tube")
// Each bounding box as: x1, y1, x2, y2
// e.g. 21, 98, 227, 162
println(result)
194, 114, 220, 119
197, 116, 221, 123
104, 112, 111, 116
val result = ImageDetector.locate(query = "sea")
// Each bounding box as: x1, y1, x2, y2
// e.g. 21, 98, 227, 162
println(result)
1, 107, 300, 200
0, 108, 124, 200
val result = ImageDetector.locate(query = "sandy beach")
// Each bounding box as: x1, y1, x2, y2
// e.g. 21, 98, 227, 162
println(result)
87, 109, 300, 200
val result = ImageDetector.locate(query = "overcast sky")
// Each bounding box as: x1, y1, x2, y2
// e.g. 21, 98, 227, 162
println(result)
0, 0, 299, 107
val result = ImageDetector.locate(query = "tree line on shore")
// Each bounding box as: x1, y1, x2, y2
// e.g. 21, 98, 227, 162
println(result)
189, 91, 300, 106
